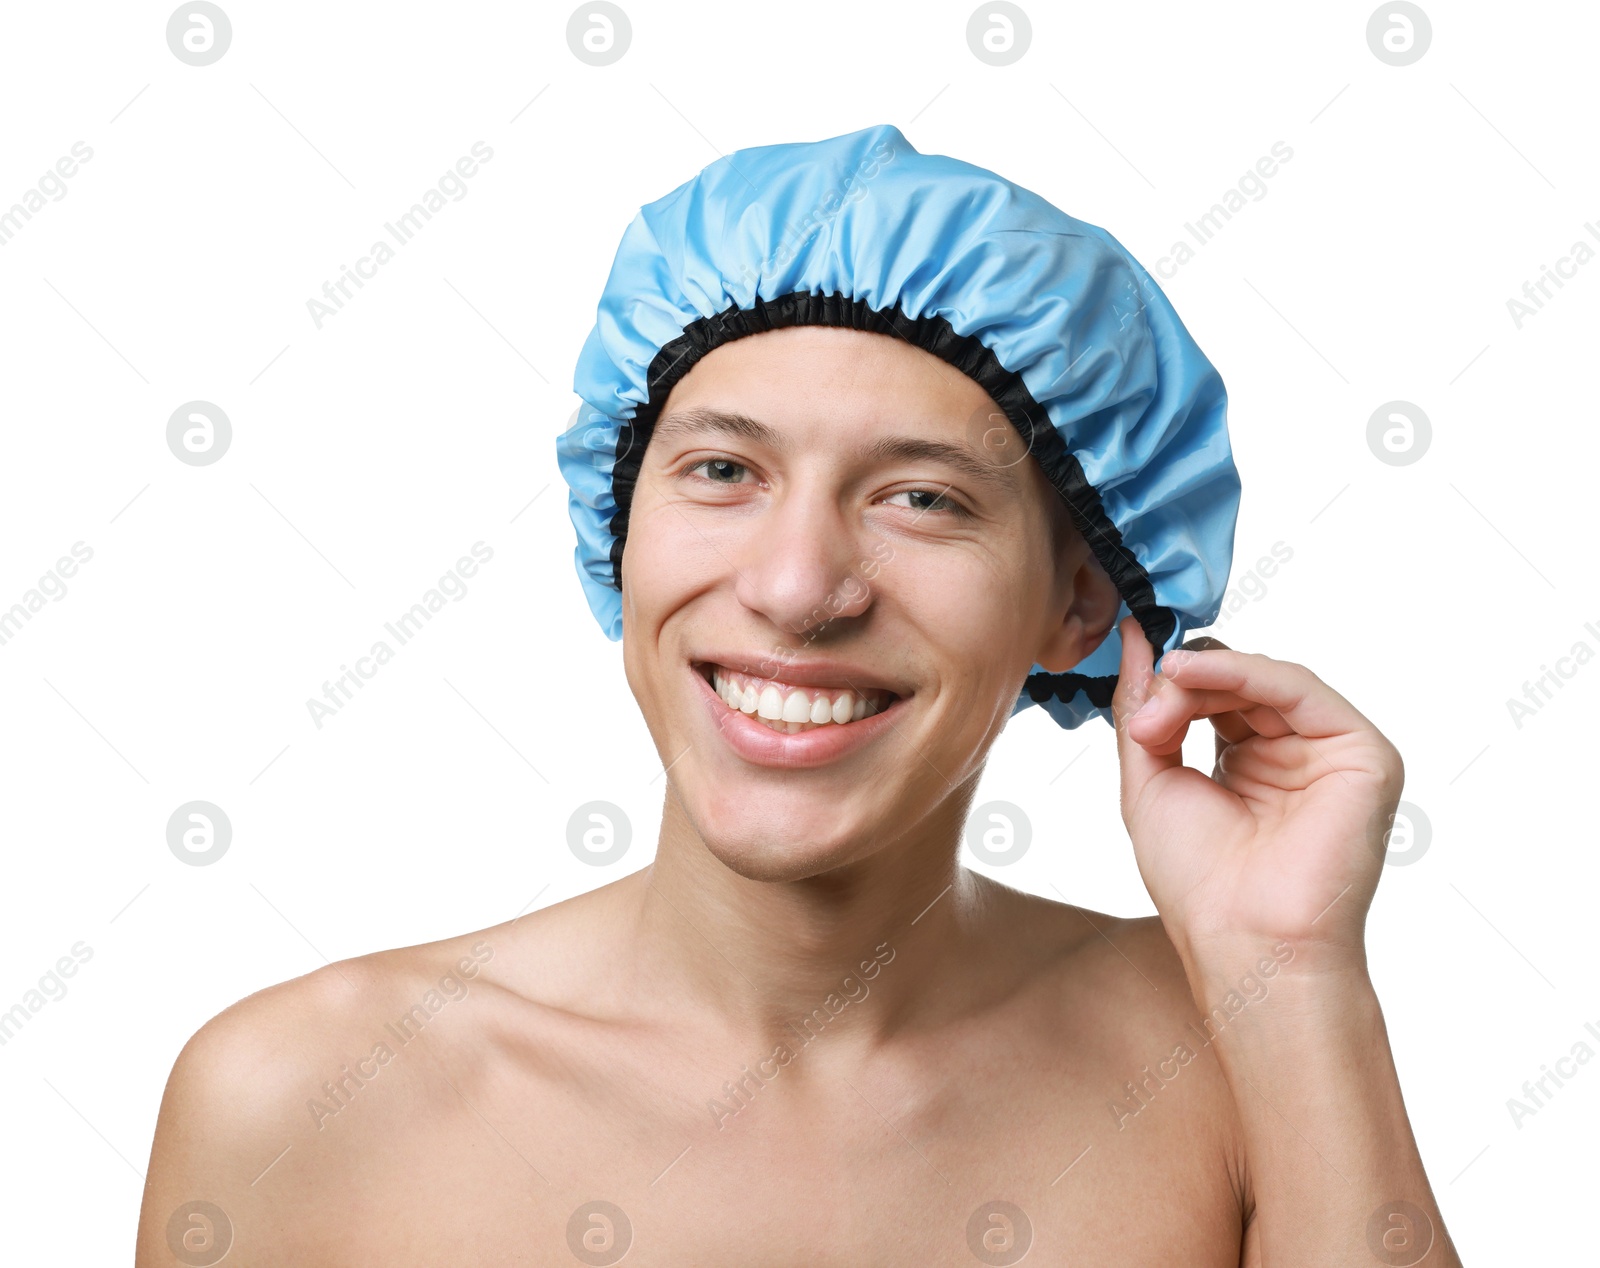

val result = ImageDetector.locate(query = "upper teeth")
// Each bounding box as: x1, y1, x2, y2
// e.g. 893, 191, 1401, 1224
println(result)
709, 665, 891, 725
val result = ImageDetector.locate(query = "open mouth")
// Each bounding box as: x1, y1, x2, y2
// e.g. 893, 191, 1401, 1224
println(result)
692, 662, 903, 736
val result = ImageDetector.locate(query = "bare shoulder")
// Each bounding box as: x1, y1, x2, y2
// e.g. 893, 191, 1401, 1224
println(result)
980, 882, 1254, 1251
973, 875, 1198, 1008
1025, 897, 1242, 1109
132, 919, 531, 1265
1082, 910, 1268, 1229
132, 870, 649, 1265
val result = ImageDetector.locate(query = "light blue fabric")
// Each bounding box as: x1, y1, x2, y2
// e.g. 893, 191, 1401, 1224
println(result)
558, 122, 1240, 729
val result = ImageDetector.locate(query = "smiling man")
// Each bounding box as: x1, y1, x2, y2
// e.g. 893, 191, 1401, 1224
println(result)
618, 326, 1116, 886
137, 125, 1460, 1266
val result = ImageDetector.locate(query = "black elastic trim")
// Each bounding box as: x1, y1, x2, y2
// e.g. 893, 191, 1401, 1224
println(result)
1026, 672, 1119, 711
607, 289, 1172, 712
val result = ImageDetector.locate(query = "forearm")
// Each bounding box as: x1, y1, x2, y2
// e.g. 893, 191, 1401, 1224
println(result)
1182, 941, 1461, 1266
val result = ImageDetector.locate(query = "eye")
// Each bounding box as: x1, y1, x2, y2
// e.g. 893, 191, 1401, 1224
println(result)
680, 460, 970, 518
683, 457, 751, 484
882, 487, 970, 518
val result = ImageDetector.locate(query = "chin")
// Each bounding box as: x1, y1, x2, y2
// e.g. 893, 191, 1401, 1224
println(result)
707, 839, 876, 883
689, 794, 886, 882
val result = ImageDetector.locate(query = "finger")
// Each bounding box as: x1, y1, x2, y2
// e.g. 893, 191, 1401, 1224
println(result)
1111, 614, 1184, 807
1143, 631, 1262, 765
1127, 684, 1298, 744
1216, 732, 1333, 780
1212, 711, 1255, 765
1155, 645, 1372, 740
1132, 691, 1270, 767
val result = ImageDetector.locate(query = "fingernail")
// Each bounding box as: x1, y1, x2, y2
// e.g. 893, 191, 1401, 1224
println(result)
1133, 694, 1159, 719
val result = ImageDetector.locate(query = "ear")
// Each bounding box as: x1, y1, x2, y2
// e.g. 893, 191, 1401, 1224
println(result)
1032, 547, 1122, 673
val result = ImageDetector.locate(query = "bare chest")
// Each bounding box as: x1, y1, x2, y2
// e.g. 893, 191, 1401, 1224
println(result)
294, 1032, 1243, 1266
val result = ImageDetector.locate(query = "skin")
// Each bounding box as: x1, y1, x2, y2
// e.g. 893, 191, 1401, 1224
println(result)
136, 326, 1460, 1266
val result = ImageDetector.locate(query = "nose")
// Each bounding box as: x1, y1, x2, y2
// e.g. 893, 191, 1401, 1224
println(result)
731, 481, 875, 638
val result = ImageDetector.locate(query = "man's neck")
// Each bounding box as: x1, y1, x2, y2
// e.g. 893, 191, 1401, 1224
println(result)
620, 788, 1000, 1055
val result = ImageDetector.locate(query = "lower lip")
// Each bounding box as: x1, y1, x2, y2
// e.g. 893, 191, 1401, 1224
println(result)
691, 666, 910, 769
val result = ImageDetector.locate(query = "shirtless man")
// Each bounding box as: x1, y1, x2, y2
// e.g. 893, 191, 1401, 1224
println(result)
136, 318, 1459, 1265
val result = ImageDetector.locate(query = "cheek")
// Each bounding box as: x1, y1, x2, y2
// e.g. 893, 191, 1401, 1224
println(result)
620, 503, 697, 616
883, 553, 1032, 715
896, 547, 1026, 646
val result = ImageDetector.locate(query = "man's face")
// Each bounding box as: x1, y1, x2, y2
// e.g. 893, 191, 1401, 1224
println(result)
620, 325, 1116, 881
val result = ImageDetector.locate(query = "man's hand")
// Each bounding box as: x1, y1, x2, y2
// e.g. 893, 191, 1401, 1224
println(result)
1109, 613, 1405, 970
1108, 614, 1461, 1266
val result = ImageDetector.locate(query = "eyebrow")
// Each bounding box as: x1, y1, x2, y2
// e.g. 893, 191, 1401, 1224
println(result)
652, 407, 1016, 492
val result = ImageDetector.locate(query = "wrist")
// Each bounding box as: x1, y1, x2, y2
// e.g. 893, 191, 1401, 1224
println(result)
1172, 928, 1373, 1012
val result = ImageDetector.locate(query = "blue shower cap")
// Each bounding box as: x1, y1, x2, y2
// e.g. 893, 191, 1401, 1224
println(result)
557, 122, 1240, 730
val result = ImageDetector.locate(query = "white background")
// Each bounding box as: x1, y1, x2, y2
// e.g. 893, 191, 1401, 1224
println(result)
1, 1, 1594, 1261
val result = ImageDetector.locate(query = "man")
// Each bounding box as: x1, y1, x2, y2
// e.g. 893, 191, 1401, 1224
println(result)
137, 126, 1459, 1265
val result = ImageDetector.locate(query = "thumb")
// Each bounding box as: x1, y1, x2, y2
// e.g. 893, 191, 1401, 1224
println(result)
1111, 614, 1180, 816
